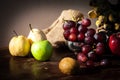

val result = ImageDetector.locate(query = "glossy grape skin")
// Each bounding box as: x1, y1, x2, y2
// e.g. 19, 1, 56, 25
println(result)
85, 28, 96, 37
94, 32, 107, 43
63, 30, 70, 40
95, 46, 105, 55
87, 51, 96, 61
81, 18, 91, 27
63, 20, 76, 30
78, 25, 88, 33
77, 52, 88, 63
82, 45, 92, 55
68, 33, 77, 42
70, 27, 79, 35
77, 33, 85, 41
96, 42, 105, 47
84, 36, 95, 45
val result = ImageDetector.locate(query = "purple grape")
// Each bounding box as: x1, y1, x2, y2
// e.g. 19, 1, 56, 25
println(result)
84, 36, 95, 45
94, 32, 107, 43
78, 25, 88, 33
96, 42, 105, 47
87, 51, 96, 61
82, 45, 92, 55
85, 28, 96, 37
77, 52, 88, 63
63, 30, 70, 40
95, 46, 105, 55
70, 27, 79, 35
68, 33, 77, 42
77, 33, 85, 41
63, 20, 76, 30
81, 18, 91, 27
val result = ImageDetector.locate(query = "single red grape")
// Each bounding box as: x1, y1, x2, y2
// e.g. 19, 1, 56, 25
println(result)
63, 30, 70, 40
68, 33, 77, 42
82, 45, 92, 55
85, 28, 96, 37
77, 33, 85, 41
78, 25, 88, 33
95, 46, 105, 55
70, 27, 79, 35
63, 20, 76, 30
81, 18, 91, 27
77, 52, 88, 63
84, 36, 95, 45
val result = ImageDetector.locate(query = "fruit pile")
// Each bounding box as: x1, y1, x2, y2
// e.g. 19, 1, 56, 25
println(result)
62, 18, 110, 68
9, 24, 53, 61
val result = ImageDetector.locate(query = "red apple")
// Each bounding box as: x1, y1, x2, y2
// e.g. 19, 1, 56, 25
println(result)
109, 32, 120, 56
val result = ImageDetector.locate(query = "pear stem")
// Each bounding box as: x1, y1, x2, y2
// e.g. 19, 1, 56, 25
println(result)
13, 30, 18, 36
29, 24, 33, 32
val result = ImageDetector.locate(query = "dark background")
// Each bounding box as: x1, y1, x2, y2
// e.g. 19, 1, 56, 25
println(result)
0, 0, 117, 48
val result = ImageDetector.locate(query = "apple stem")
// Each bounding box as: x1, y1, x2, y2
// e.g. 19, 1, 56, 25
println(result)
29, 24, 33, 32
13, 30, 18, 36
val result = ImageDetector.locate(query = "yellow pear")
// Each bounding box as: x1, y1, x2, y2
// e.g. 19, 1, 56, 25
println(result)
27, 24, 47, 44
9, 35, 30, 56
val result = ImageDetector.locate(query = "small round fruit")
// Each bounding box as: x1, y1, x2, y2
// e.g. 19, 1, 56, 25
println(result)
78, 25, 88, 33
95, 46, 105, 55
84, 36, 95, 45
77, 33, 85, 41
59, 57, 79, 75
68, 33, 77, 42
31, 40, 53, 61
77, 52, 88, 63
63, 20, 76, 30
81, 18, 91, 27
82, 45, 92, 55
63, 30, 70, 40
85, 28, 96, 37
9, 35, 30, 57
70, 27, 79, 35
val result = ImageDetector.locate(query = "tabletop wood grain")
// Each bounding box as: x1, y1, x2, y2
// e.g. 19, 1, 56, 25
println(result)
0, 46, 120, 80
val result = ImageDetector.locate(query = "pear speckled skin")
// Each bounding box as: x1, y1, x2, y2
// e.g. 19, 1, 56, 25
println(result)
9, 35, 30, 56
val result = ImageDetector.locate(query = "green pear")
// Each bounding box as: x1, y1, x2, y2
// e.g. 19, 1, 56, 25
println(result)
31, 40, 53, 61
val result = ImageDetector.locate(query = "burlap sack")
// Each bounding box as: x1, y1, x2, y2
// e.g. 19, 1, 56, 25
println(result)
43, 9, 84, 47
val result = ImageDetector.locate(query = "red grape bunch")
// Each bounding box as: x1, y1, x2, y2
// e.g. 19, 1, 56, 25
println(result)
62, 18, 109, 68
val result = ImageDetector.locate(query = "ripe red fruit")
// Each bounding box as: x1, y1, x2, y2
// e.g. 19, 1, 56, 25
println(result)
63, 30, 70, 40
77, 52, 88, 63
81, 18, 91, 27
109, 32, 120, 56
68, 33, 77, 42
70, 27, 79, 35
77, 33, 85, 41
82, 45, 92, 55
63, 20, 76, 30
95, 46, 105, 55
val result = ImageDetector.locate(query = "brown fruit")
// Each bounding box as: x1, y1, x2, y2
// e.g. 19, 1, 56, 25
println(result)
59, 57, 79, 75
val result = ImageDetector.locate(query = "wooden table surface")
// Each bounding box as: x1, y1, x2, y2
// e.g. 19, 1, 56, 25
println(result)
1, 46, 120, 80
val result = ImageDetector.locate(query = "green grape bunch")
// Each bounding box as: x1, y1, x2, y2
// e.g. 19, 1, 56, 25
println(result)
88, 0, 120, 36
